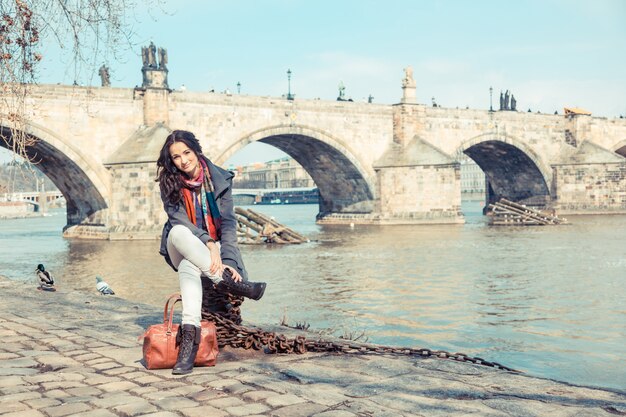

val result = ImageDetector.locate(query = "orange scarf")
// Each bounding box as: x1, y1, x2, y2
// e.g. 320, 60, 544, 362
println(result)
182, 188, 218, 240
180, 160, 220, 240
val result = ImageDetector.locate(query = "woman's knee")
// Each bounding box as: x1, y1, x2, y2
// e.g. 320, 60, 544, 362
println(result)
169, 224, 193, 246
167, 224, 198, 251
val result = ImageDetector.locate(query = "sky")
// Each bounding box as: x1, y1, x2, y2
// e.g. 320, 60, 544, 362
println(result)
4, 0, 626, 166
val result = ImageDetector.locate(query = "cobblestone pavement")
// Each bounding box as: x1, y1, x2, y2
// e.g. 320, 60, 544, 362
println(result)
1, 277, 625, 417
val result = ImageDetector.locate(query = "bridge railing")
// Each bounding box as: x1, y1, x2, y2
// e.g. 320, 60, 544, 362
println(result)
1, 191, 64, 202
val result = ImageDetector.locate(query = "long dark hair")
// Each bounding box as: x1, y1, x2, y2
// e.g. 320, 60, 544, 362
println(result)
156, 130, 204, 204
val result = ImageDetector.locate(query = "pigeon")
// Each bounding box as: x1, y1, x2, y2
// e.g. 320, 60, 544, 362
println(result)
35, 264, 55, 288
96, 276, 115, 295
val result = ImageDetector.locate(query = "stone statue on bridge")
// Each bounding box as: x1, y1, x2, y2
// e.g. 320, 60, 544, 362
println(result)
141, 42, 169, 89
402, 66, 416, 88
98, 65, 110, 87
141, 42, 158, 69
148, 42, 157, 68
498, 90, 517, 111
158, 47, 168, 70
401, 66, 417, 104
141, 46, 148, 68
337, 81, 346, 101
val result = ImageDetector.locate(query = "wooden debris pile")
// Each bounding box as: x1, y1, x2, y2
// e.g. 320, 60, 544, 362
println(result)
235, 207, 309, 244
489, 198, 568, 226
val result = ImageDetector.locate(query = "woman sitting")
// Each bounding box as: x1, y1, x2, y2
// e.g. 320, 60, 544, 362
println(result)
156, 130, 266, 375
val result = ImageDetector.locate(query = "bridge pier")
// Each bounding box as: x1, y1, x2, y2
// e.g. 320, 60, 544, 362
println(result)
370, 130, 463, 224
375, 164, 463, 224
371, 104, 463, 224
316, 161, 464, 225
552, 160, 626, 214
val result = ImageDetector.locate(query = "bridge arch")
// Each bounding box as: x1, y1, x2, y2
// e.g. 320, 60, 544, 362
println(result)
455, 133, 552, 205
0, 119, 111, 227
217, 124, 376, 214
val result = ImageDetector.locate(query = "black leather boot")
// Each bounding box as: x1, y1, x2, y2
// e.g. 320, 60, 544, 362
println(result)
216, 268, 266, 301
172, 324, 200, 375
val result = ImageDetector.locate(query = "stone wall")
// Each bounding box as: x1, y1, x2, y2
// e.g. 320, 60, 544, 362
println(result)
141, 88, 170, 126
376, 164, 462, 224
22, 85, 144, 160
553, 162, 626, 213
104, 163, 164, 239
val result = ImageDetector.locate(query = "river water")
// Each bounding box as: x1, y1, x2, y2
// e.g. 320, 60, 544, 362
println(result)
1, 202, 624, 390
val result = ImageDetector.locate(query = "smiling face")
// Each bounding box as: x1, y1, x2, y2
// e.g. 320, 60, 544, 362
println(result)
169, 141, 200, 178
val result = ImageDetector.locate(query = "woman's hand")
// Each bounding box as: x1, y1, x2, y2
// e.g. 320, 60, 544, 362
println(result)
207, 241, 222, 275
223, 265, 242, 282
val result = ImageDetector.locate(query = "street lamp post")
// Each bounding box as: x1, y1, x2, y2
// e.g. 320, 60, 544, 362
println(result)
236, 81, 241, 94
286, 69, 294, 100
489, 86, 493, 112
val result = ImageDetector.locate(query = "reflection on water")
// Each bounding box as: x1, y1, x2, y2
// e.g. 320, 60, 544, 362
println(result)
1, 203, 625, 390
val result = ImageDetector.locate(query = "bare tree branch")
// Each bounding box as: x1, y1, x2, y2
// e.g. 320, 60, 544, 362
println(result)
0, 0, 161, 163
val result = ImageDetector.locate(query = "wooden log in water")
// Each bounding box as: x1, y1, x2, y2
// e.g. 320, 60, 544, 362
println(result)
237, 208, 306, 243
489, 198, 567, 226
236, 214, 264, 233
237, 223, 262, 244
491, 203, 550, 224
490, 206, 541, 225
500, 198, 565, 223
234, 206, 308, 244
247, 208, 310, 242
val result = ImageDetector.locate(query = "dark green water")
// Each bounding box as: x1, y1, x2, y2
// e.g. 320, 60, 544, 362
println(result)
1, 202, 625, 390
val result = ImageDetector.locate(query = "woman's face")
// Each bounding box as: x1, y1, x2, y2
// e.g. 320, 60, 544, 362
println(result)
169, 141, 200, 178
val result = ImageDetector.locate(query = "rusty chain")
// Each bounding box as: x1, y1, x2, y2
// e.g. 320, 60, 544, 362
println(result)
201, 279, 519, 373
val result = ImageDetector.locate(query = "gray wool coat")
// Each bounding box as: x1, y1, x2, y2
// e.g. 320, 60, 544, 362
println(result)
159, 156, 248, 281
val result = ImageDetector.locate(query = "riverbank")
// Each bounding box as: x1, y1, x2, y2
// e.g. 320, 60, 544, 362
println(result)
0, 213, 46, 220
1, 277, 624, 416
0, 201, 42, 220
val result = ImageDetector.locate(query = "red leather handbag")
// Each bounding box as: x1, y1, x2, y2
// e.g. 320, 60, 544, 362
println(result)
141, 293, 219, 370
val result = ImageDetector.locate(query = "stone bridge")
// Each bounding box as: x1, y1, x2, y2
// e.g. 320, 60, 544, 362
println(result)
1, 71, 626, 238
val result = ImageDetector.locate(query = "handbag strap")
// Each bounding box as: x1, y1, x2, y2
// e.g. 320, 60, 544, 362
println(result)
138, 293, 182, 341
163, 293, 182, 333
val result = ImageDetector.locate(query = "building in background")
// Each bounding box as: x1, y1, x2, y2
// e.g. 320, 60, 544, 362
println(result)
0, 161, 65, 217
459, 157, 485, 198
229, 158, 318, 205
230, 157, 314, 189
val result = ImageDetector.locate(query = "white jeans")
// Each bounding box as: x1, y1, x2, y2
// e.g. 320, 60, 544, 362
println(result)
167, 225, 222, 327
